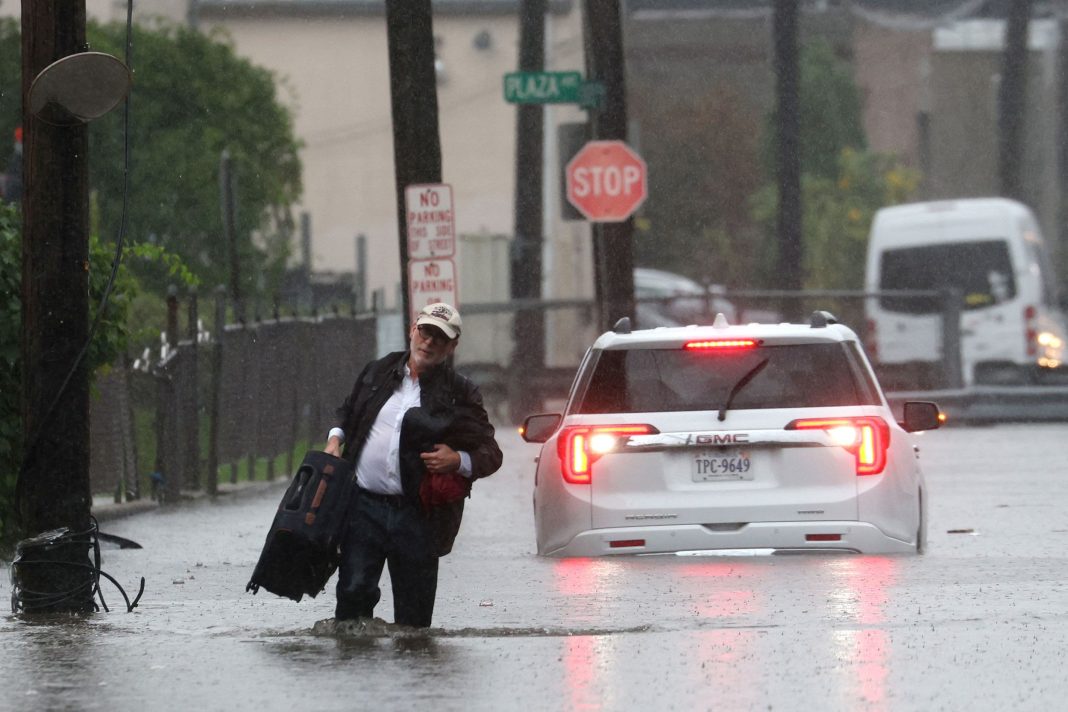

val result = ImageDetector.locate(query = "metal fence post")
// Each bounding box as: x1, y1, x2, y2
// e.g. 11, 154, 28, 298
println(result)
185, 286, 201, 490
121, 352, 140, 501
246, 316, 259, 482
161, 286, 182, 502
941, 288, 964, 389
206, 285, 226, 496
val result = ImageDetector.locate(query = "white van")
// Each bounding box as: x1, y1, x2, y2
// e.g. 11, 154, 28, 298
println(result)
863, 198, 1066, 388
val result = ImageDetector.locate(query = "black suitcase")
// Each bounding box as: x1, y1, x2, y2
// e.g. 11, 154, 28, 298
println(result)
246, 450, 356, 602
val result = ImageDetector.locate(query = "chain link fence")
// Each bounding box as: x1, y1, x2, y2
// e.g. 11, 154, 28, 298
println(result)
89, 292, 380, 503
87, 288, 965, 501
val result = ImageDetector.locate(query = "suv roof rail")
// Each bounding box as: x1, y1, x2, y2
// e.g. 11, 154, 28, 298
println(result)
612, 316, 632, 334
810, 310, 838, 328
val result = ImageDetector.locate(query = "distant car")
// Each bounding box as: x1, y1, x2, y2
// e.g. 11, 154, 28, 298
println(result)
521, 311, 941, 556
633, 267, 736, 326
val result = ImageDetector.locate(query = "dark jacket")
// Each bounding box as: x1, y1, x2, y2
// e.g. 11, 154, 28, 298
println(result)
336, 350, 502, 555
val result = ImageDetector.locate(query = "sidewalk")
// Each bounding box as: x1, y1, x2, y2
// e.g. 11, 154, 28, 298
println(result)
91, 477, 289, 523
90, 419, 527, 525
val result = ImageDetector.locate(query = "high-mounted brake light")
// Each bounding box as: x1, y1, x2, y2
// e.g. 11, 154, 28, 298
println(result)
557, 424, 659, 484
684, 339, 757, 351
786, 416, 890, 475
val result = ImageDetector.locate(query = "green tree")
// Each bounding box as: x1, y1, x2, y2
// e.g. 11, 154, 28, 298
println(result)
1, 202, 153, 545
633, 82, 764, 287
0, 204, 20, 546
796, 39, 867, 180
1, 193, 197, 546
752, 39, 918, 291
752, 148, 919, 290
0, 18, 302, 296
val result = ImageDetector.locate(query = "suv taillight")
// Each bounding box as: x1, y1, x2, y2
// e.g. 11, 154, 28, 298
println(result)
786, 417, 890, 475
557, 424, 659, 484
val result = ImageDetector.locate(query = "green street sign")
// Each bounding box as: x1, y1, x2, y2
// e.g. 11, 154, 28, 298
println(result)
504, 71, 584, 104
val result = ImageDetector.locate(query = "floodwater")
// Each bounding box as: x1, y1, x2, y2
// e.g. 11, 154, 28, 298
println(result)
2, 424, 1068, 711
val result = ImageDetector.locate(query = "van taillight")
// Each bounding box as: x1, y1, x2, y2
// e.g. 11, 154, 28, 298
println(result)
557, 424, 659, 484
786, 417, 890, 475
1025, 305, 1037, 357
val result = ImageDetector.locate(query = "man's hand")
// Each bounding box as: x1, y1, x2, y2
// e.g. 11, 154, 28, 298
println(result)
421, 443, 461, 473
325, 435, 343, 457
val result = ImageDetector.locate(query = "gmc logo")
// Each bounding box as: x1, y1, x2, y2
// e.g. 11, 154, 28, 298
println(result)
696, 433, 749, 445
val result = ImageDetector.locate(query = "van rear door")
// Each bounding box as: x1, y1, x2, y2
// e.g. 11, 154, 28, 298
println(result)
878, 239, 1019, 377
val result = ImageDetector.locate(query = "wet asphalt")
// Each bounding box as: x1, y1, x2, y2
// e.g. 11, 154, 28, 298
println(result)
2, 422, 1068, 711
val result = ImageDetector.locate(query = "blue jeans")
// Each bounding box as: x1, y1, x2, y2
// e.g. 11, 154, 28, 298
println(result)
334, 490, 439, 627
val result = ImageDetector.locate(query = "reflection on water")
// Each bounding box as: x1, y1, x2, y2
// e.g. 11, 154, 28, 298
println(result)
1, 614, 112, 711
828, 556, 899, 711
564, 635, 599, 711
551, 557, 625, 598
676, 560, 759, 620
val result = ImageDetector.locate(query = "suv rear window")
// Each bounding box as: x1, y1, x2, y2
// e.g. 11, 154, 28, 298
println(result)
577, 343, 879, 414
879, 239, 1016, 313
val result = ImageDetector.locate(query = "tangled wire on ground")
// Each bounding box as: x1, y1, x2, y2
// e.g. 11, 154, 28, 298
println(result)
10, 515, 145, 615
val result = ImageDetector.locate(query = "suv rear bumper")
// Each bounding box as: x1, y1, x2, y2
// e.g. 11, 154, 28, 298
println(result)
541, 521, 916, 557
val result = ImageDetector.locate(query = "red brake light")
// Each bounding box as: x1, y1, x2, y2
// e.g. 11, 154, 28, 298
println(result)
557, 424, 659, 484
787, 416, 890, 475
684, 339, 757, 351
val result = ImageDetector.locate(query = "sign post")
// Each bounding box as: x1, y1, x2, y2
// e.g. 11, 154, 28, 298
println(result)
565, 140, 647, 223
405, 183, 458, 323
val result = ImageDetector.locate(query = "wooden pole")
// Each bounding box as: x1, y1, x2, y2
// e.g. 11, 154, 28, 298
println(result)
773, 0, 802, 319
16, 0, 94, 612
998, 0, 1033, 202
385, 0, 442, 331
510, 0, 547, 422
583, 0, 635, 331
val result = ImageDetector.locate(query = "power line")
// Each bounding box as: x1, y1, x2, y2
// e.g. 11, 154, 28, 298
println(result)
303, 35, 583, 150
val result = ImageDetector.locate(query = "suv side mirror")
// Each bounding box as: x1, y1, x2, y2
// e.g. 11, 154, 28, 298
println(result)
902, 401, 942, 432
521, 413, 562, 443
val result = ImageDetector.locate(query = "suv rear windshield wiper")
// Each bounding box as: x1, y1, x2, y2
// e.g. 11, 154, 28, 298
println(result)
718, 358, 769, 421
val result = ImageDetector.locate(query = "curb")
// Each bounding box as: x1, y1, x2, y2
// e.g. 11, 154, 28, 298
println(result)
92, 478, 288, 524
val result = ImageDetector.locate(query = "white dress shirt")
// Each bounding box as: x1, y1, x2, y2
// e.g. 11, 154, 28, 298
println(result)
330, 364, 472, 494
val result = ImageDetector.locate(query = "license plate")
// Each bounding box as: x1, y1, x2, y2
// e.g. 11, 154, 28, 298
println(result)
692, 450, 753, 482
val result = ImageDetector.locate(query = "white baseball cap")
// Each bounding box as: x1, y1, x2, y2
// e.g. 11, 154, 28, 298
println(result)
415, 302, 462, 339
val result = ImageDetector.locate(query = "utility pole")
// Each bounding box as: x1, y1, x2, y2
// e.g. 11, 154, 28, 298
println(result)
583, 0, 635, 331
300, 211, 312, 314
773, 0, 802, 320
18, 0, 95, 611
188, 0, 201, 30
386, 0, 442, 331
510, 0, 547, 421
998, 0, 1033, 202
1056, 0, 1068, 280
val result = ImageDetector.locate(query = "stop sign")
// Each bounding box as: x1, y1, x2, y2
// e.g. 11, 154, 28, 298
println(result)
566, 140, 648, 222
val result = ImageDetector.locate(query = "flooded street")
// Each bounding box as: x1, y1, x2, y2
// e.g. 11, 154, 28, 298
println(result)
3, 423, 1068, 711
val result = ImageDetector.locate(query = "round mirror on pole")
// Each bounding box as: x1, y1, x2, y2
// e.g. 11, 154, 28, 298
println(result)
28, 51, 132, 126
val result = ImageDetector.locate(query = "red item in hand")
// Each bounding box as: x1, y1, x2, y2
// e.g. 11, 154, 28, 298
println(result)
419, 471, 470, 509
